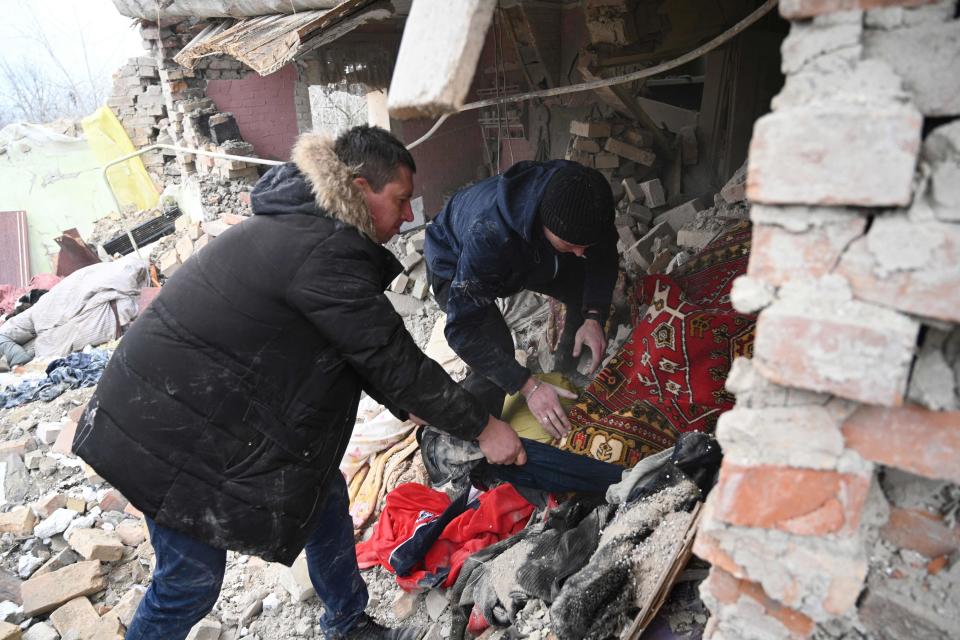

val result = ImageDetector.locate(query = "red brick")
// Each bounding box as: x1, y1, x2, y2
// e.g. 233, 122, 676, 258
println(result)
780, 0, 936, 19
711, 464, 870, 536
754, 296, 917, 406
98, 490, 128, 514
747, 217, 867, 287
842, 405, 960, 483
836, 215, 960, 324
881, 507, 960, 559
702, 567, 815, 638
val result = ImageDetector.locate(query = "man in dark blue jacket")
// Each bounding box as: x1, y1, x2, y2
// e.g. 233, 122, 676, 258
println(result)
424, 160, 618, 439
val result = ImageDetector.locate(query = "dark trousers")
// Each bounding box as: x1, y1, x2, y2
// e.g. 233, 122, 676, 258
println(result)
125, 475, 366, 640
429, 253, 588, 418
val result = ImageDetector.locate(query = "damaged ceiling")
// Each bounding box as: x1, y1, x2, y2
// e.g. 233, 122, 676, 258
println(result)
172, 0, 394, 76
111, 0, 342, 19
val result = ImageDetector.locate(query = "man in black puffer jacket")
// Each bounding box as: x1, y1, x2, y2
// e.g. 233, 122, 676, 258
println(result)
73, 126, 525, 640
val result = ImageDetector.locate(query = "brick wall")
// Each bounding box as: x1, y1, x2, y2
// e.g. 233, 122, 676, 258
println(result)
694, 1, 960, 638
206, 64, 301, 161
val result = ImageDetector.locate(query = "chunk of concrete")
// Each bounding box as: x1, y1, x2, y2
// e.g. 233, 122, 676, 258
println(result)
0, 508, 35, 537
67, 528, 125, 562
569, 120, 611, 138
654, 199, 701, 232
49, 596, 99, 639
33, 508, 75, 539
604, 138, 655, 166
389, 274, 409, 295
638, 179, 666, 208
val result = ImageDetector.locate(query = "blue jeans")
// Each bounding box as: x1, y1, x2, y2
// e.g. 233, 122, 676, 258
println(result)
126, 474, 367, 640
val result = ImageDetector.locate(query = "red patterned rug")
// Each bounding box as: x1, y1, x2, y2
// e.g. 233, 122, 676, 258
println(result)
560, 222, 755, 467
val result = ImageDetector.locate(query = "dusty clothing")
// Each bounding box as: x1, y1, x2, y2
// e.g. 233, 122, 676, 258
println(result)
0, 310, 36, 366
424, 160, 618, 394
74, 135, 488, 565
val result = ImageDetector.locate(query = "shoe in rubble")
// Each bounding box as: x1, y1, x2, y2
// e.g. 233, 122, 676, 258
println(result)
344, 613, 429, 640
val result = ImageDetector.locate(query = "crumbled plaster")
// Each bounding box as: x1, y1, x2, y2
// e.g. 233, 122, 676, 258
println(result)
908, 328, 960, 410
730, 276, 774, 314
780, 12, 863, 76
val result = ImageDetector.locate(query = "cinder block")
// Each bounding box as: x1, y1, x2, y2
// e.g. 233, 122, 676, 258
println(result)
571, 138, 600, 153
569, 120, 611, 138
593, 152, 619, 169
653, 198, 700, 232
638, 179, 665, 208
604, 137, 655, 166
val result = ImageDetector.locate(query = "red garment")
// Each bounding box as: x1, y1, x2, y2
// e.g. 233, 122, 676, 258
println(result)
0, 273, 62, 315
356, 483, 534, 591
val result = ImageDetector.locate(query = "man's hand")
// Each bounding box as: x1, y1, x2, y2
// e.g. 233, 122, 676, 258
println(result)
476, 416, 527, 465
521, 376, 577, 439
573, 318, 607, 377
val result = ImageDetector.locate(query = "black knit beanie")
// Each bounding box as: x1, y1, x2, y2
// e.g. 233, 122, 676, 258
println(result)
538, 164, 615, 246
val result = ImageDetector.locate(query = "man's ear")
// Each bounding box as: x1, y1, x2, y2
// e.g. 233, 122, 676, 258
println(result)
352, 176, 371, 194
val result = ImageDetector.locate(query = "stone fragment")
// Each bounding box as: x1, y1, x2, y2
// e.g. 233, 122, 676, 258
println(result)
175, 235, 194, 263
49, 596, 99, 639
638, 179, 665, 208
0, 454, 29, 505
623, 221, 676, 271
17, 556, 42, 580
720, 163, 747, 204
392, 590, 418, 621
0, 439, 28, 458
278, 554, 314, 603
425, 589, 447, 621
747, 103, 921, 207
400, 252, 422, 273
653, 199, 700, 232
157, 250, 180, 277
34, 508, 76, 539
33, 494, 66, 519
389, 274, 409, 295
699, 566, 815, 639
569, 120, 611, 138
185, 618, 221, 640
35, 423, 62, 446
65, 497, 86, 514
0, 622, 19, 640
21, 561, 106, 617
33, 548, 79, 579
51, 419, 78, 455
22, 452, 42, 471
410, 279, 429, 301
604, 138, 655, 166
0, 508, 35, 537
21, 622, 57, 640
67, 529, 125, 562
114, 521, 146, 547
97, 490, 127, 514
881, 507, 960, 559
100, 585, 144, 628
627, 202, 653, 225
616, 224, 636, 248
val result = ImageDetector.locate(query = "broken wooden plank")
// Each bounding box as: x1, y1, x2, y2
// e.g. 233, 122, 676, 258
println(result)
388, 0, 498, 119
621, 503, 704, 640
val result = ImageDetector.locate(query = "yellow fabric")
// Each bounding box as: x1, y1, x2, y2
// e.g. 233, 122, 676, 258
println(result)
349, 429, 419, 531
81, 106, 159, 212
501, 372, 579, 443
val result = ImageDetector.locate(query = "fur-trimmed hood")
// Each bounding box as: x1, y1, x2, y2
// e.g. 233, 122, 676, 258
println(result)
249, 132, 376, 240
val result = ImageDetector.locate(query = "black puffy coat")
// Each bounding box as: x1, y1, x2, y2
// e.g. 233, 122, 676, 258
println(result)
73, 134, 488, 564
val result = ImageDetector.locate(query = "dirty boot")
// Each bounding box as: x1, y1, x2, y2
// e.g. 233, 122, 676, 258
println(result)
344, 613, 429, 640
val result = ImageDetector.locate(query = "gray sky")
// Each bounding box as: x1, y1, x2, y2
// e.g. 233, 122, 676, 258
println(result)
0, 0, 144, 118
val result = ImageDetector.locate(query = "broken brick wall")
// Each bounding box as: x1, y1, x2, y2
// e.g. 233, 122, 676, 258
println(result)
206, 63, 301, 162
693, 0, 960, 638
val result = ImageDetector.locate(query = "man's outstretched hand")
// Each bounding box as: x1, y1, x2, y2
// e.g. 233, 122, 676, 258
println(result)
573, 318, 607, 377
522, 376, 577, 439
476, 416, 527, 465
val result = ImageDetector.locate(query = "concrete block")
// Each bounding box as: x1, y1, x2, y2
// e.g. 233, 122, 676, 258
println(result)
22, 451, 42, 470
22, 622, 57, 640
623, 221, 676, 271
572, 137, 600, 153
564, 150, 594, 167
627, 202, 653, 225
720, 164, 748, 204
638, 179, 665, 208
569, 120, 611, 138
389, 274, 409, 295
67, 529, 125, 562
278, 554, 314, 603
616, 224, 637, 247
0, 507, 35, 537
51, 417, 78, 455
49, 596, 99, 639
653, 199, 700, 232
604, 137, 655, 166
593, 152, 619, 169
157, 249, 180, 276
387, 0, 497, 119
0, 622, 19, 640
175, 235, 194, 263
410, 279, 429, 300
621, 177, 642, 202
21, 561, 107, 617
753, 276, 919, 406
185, 618, 221, 640
676, 227, 720, 251
400, 252, 422, 273
747, 103, 922, 207
35, 423, 62, 446
406, 230, 426, 253
622, 128, 654, 148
